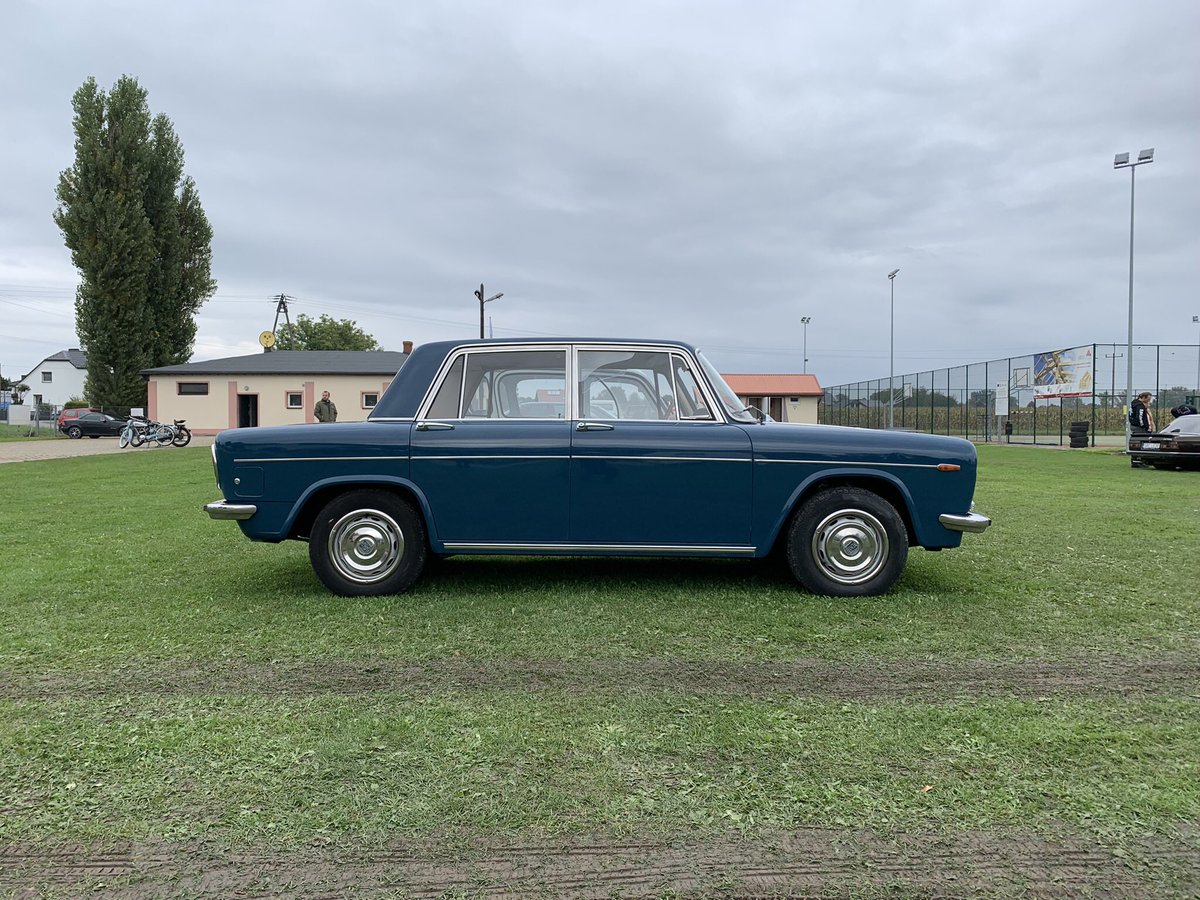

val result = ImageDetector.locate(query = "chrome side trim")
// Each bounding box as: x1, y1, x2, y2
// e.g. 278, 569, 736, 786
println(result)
415, 455, 567, 461
234, 456, 410, 463
441, 542, 757, 555
759, 459, 948, 470
205, 500, 257, 521
938, 511, 992, 533
574, 455, 751, 463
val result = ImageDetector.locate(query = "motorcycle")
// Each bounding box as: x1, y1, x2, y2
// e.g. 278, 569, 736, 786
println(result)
119, 416, 191, 448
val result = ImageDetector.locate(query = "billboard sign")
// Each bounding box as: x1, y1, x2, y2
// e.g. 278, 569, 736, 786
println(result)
1033, 346, 1093, 399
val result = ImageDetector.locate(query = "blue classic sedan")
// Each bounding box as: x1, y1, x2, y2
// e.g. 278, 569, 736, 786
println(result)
206, 339, 990, 597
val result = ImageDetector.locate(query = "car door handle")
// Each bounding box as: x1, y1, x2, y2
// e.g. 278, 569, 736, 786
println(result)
575, 421, 615, 431
415, 421, 455, 431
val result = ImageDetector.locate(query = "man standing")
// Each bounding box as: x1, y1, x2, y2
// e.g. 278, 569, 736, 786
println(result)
314, 390, 338, 423
1128, 391, 1153, 468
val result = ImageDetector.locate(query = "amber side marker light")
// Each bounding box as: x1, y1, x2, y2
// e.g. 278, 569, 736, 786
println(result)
937, 464, 961, 472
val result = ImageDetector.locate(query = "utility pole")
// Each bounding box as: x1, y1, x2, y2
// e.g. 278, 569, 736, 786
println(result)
1104, 351, 1123, 409
271, 294, 294, 348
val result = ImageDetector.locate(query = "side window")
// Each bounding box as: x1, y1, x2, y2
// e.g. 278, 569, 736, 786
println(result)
672, 354, 714, 420
427, 356, 465, 418
435, 350, 567, 419
578, 350, 676, 420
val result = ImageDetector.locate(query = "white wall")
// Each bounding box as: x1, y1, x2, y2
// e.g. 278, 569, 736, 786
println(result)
24, 360, 87, 408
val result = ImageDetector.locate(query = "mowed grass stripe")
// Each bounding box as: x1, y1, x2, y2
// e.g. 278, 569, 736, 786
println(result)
2, 654, 1198, 701
1, 695, 1196, 844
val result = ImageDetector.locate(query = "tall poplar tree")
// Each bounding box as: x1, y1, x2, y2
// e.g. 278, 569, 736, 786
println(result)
54, 75, 216, 409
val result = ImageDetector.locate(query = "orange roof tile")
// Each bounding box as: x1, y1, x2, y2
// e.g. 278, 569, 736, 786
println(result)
721, 373, 823, 396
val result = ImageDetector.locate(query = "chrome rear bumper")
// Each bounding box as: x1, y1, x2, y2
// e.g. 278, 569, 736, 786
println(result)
939, 511, 992, 533
205, 500, 257, 521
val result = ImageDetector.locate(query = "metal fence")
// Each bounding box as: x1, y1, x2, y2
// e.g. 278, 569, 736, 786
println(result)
820, 343, 1200, 445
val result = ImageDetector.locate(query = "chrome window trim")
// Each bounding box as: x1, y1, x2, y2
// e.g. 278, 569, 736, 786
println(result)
366, 417, 415, 422
572, 344, 728, 425
415, 343, 574, 421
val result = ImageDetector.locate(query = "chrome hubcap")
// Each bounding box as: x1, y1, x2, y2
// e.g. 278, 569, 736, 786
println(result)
328, 508, 404, 585
811, 509, 888, 585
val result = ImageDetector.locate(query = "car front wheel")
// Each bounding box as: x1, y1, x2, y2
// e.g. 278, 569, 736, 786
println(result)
786, 486, 908, 597
309, 490, 427, 597
67, 425, 82, 439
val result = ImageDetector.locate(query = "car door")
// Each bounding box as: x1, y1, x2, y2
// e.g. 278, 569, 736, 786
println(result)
410, 347, 572, 546
569, 347, 753, 548
78, 412, 105, 436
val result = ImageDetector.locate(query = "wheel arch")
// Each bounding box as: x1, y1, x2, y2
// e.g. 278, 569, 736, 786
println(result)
765, 471, 917, 556
286, 478, 436, 545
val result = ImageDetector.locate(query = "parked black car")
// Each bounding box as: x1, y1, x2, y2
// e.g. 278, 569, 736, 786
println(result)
60, 411, 127, 439
1129, 414, 1200, 470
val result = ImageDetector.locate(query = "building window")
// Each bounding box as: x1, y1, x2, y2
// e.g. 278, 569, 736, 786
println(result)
286, 392, 303, 409
177, 382, 209, 395
362, 392, 379, 409
42, 371, 53, 383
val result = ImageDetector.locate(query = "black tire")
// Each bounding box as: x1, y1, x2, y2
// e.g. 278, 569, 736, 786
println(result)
172, 426, 192, 447
67, 425, 82, 439
785, 486, 908, 597
309, 490, 427, 597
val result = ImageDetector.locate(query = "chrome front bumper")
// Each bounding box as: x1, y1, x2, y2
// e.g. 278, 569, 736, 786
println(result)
205, 500, 258, 521
939, 511, 992, 533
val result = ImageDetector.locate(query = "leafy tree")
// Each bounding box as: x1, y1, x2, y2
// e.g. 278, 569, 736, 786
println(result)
276, 314, 381, 351
54, 75, 216, 409
1, 375, 29, 404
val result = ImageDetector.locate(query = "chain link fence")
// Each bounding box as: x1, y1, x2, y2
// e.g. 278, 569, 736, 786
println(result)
820, 343, 1200, 445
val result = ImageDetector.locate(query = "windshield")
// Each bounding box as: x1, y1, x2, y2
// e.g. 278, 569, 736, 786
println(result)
1163, 414, 1200, 435
697, 351, 757, 423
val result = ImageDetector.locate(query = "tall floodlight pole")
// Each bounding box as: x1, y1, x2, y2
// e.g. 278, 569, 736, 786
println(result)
1113, 149, 1153, 438
801, 316, 811, 373
887, 269, 900, 429
474, 284, 503, 339
1193, 315, 1199, 399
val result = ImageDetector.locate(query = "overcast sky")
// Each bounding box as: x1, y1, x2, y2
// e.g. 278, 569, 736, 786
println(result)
2, 0, 1198, 388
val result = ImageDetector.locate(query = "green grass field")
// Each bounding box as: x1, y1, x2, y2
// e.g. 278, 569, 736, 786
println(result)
0, 445, 1196, 896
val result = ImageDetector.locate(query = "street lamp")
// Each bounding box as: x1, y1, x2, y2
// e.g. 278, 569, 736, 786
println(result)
800, 316, 811, 374
887, 268, 900, 429
474, 283, 503, 339
1113, 148, 1154, 438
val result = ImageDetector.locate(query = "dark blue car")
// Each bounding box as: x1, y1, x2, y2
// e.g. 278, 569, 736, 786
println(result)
206, 339, 990, 597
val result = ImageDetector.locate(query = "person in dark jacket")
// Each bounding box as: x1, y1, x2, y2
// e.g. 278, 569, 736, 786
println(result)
1170, 403, 1198, 419
314, 390, 338, 423
1128, 391, 1154, 468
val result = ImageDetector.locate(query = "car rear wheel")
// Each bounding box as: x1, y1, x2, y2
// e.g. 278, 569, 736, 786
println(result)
309, 490, 427, 597
67, 425, 82, 439
786, 486, 908, 597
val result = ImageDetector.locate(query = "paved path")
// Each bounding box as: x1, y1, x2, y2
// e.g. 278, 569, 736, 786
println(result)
0, 434, 214, 464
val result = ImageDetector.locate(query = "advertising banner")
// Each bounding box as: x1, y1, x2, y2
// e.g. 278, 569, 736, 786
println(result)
1033, 346, 1094, 399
